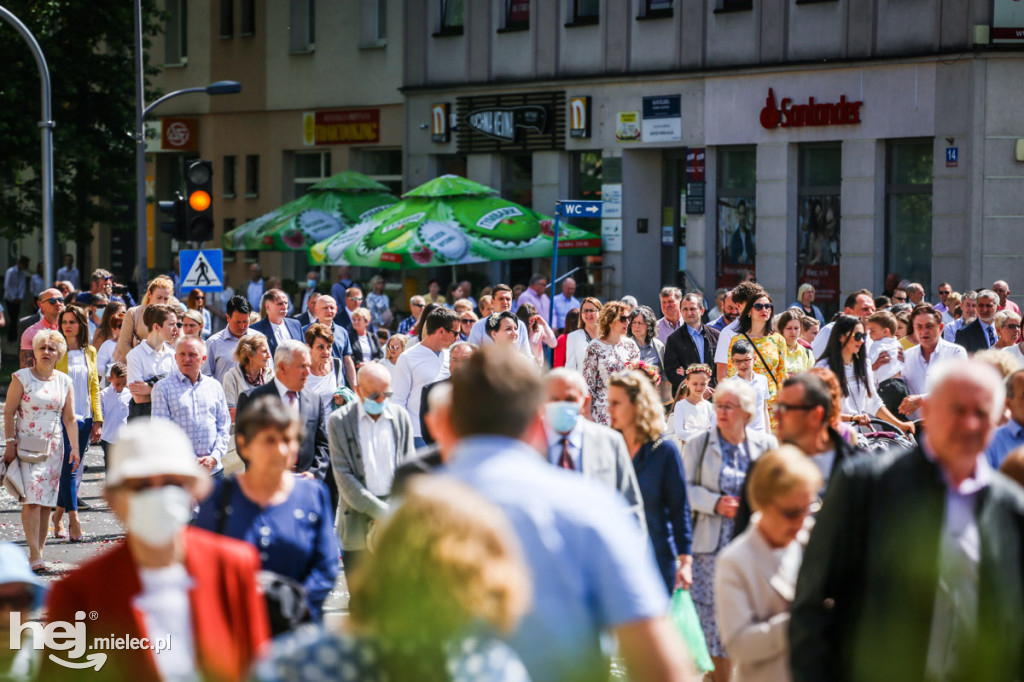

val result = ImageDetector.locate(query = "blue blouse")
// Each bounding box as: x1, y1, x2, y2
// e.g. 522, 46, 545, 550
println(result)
632, 436, 693, 593
194, 476, 339, 620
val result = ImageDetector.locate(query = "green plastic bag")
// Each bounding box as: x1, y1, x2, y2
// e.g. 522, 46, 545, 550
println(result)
670, 589, 715, 673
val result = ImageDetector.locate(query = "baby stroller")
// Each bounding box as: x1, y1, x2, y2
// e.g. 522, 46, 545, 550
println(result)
853, 416, 917, 454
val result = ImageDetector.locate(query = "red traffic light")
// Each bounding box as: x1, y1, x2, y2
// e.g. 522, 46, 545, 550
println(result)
188, 190, 211, 212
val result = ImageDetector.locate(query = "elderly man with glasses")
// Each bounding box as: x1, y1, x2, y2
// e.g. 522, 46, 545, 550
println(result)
19, 289, 65, 369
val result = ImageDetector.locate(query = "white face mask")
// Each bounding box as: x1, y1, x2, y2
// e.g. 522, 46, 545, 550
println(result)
126, 485, 192, 547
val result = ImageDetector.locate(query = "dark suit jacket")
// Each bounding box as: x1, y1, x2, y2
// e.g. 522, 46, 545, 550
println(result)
418, 379, 449, 446
790, 446, 1024, 682
732, 427, 861, 539
954, 318, 993, 354
663, 323, 720, 396
250, 317, 304, 358
349, 328, 382, 366
334, 305, 353, 332
17, 312, 41, 341
293, 310, 314, 328
236, 382, 330, 481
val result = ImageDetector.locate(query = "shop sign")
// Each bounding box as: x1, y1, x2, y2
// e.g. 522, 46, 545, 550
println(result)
686, 148, 706, 182
759, 88, 863, 130
302, 109, 380, 146
993, 0, 1024, 43
161, 117, 199, 151
456, 92, 564, 152
685, 182, 705, 215
641, 95, 682, 142
431, 103, 451, 143
615, 111, 641, 142
601, 219, 623, 252
569, 96, 591, 139
467, 105, 548, 142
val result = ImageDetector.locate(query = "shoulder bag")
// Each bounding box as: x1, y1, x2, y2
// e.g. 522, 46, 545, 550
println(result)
742, 333, 779, 390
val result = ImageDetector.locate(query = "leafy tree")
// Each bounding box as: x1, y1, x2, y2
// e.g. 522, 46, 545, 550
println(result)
0, 1, 163, 244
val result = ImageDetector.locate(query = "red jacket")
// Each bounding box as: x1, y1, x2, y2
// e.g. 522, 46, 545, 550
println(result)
41, 527, 270, 681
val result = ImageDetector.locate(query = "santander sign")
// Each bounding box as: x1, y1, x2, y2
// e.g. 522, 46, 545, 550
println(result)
759, 88, 863, 130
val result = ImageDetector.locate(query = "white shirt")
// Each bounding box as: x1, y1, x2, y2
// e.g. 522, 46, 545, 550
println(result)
713, 319, 741, 365
357, 403, 398, 496
812, 319, 874, 359
564, 328, 593, 373
1002, 343, 1024, 370
66, 349, 92, 420
358, 334, 372, 360
901, 340, 969, 420
376, 357, 400, 382
671, 399, 716, 444
466, 316, 533, 359
868, 336, 904, 384
96, 339, 117, 387
273, 377, 300, 407
738, 372, 770, 434
816, 359, 884, 417
391, 343, 449, 438
134, 564, 197, 682
99, 385, 131, 443
305, 369, 339, 414
269, 321, 287, 344
126, 340, 175, 385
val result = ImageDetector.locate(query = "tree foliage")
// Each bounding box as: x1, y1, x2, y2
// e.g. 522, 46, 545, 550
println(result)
0, 0, 163, 243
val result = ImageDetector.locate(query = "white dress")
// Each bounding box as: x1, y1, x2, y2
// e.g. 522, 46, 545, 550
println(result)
12, 369, 71, 506
671, 399, 716, 444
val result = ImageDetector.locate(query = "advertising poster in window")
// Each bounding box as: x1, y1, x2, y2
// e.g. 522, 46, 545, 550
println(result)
797, 195, 841, 315
716, 197, 756, 288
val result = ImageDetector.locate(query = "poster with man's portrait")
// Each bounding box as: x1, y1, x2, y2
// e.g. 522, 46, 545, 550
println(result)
716, 197, 756, 288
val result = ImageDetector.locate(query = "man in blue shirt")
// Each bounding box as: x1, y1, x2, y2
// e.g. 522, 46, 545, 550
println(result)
986, 369, 1024, 468
441, 347, 692, 682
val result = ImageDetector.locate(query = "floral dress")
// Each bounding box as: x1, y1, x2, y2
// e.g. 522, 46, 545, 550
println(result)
728, 333, 786, 431
365, 292, 390, 328
12, 368, 71, 507
583, 337, 641, 426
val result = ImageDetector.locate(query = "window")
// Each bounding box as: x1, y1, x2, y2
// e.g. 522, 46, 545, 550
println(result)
886, 141, 933, 294
797, 145, 842, 317
570, 152, 603, 235
164, 0, 188, 65
716, 0, 752, 11
639, 0, 673, 17
294, 151, 331, 198
362, 149, 403, 195
502, 154, 533, 208
570, 0, 599, 24
435, 154, 467, 178
241, 0, 255, 35
245, 155, 260, 197
360, 0, 386, 46
505, 0, 529, 30
438, 0, 464, 33
223, 156, 237, 197
219, 0, 233, 38
289, 0, 316, 53
222, 219, 237, 261
715, 146, 756, 288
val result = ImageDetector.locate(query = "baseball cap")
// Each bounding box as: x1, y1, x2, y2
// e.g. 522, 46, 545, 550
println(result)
0, 543, 47, 610
107, 418, 209, 489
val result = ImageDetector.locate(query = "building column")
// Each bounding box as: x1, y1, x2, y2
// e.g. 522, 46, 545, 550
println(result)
619, 148, 663, 305
839, 139, 883, 299
755, 142, 795, 306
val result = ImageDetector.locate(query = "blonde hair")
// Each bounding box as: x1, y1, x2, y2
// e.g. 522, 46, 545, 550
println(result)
348, 476, 530, 644
233, 334, 269, 367
676, 363, 712, 399
747, 445, 823, 512
597, 301, 631, 339
609, 370, 667, 443
973, 348, 1020, 379
142, 275, 175, 305
31, 329, 67, 359
994, 310, 1022, 329
351, 307, 372, 323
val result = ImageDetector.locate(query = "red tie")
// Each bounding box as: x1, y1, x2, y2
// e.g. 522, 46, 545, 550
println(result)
285, 390, 297, 407
558, 438, 574, 470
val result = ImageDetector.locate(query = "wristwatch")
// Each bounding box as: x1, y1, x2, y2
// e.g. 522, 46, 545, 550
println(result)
5, 438, 16, 443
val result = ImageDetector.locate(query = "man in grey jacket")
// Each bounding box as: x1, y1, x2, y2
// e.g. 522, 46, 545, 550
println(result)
328, 363, 415, 579
544, 368, 646, 533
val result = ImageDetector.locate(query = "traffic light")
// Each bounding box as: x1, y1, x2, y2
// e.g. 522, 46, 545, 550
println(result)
158, 192, 187, 241
185, 160, 214, 242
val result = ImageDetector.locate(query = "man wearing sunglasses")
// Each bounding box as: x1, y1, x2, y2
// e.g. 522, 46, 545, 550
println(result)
74, 268, 114, 306
328, 363, 416, 581
810, 288, 877, 360
19, 289, 65, 369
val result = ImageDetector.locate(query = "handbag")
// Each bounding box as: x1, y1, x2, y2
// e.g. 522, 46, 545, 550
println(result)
1, 459, 26, 500
670, 589, 715, 673
16, 434, 51, 464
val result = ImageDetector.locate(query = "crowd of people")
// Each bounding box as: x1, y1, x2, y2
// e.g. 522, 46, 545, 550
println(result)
2, 262, 1024, 682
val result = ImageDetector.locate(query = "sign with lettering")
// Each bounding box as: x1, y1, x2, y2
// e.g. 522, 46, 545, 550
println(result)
759, 88, 863, 130
431, 103, 451, 143
467, 105, 548, 142
993, 0, 1024, 43
456, 92, 564, 152
616, 111, 641, 142
642, 95, 682, 142
558, 200, 603, 218
569, 96, 591, 138
161, 118, 199, 151
302, 109, 380, 146
686, 148, 706, 182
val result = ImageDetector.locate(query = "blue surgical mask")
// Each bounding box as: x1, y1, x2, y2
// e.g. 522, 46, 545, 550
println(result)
363, 397, 388, 415
545, 401, 581, 434
306, 279, 317, 289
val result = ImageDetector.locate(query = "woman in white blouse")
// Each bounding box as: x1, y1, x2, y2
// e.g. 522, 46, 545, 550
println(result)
348, 307, 382, 368
564, 296, 602, 372
377, 333, 408, 381
92, 301, 126, 387
304, 323, 346, 414
814, 314, 914, 434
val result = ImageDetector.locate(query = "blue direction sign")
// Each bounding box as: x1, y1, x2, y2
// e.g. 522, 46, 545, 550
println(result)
179, 249, 224, 293
557, 200, 603, 218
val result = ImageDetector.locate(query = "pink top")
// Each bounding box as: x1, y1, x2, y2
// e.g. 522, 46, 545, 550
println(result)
20, 317, 59, 351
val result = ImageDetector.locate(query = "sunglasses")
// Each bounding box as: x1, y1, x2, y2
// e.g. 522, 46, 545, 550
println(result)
619, 316, 630, 324
1006, 324, 1022, 331
461, 319, 474, 324
364, 391, 393, 401
103, 276, 114, 281
411, 303, 424, 308
174, 322, 184, 328
892, 295, 907, 302
774, 500, 822, 521
938, 290, 951, 296
775, 403, 816, 415
349, 296, 363, 302
387, 345, 403, 351
852, 332, 866, 342
752, 302, 773, 312
41, 297, 63, 305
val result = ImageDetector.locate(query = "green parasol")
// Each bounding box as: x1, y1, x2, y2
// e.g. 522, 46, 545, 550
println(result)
308, 175, 601, 268
221, 171, 398, 251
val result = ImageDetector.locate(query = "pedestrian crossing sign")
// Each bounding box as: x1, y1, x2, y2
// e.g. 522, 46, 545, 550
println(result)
179, 249, 224, 293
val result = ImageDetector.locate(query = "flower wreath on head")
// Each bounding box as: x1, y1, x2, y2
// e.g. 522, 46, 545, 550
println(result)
683, 363, 713, 379
625, 360, 661, 387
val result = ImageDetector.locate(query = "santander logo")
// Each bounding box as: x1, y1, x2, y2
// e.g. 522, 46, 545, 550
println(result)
760, 88, 864, 130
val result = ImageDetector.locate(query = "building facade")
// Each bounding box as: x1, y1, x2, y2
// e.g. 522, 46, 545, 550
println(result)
403, 0, 1024, 311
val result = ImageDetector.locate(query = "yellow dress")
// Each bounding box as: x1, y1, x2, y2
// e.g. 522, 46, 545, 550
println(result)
783, 344, 814, 377
728, 332, 787, 431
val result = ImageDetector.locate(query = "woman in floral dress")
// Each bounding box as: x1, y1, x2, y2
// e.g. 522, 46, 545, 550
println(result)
727, 292, 786, 432
2, 329, 79, 573
583, 301, 640, 425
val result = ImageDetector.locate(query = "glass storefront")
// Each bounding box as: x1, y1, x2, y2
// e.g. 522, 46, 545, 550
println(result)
715, 146, 756, 289
885, 140, 933, 293
797, 144, 842, 318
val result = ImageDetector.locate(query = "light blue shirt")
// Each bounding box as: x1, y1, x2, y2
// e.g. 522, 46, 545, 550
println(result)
985, 417, 1024, 468
545, 422, 583, 468
444, 436, 668, 682
552, 294, 581, 329
687, 323, 706, 364
202, 327, 269, 383
152, 367, 230, 473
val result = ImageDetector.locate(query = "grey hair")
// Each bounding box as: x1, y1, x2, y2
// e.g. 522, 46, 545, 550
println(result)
450, 341, 478, 355
962, 291, 978, 302
907, 283, 925, 296
925, 358, 1006, 421
175, 335, 207, 355
659, 287, 682, 301
994, 310, 1022, 329
274, 339, 310, 367
427, 381, 452, 413
977, 289, 999, 303
714, 377, 759, 424
620, 295, 638, 308
545, 367, 588, 396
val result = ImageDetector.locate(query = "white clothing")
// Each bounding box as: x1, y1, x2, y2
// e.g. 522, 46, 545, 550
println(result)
564, 328, 593, 373
868, 336, 904, 384
134, 564, 197, 682
391, 343, 449, 438
99, 385, 131, 443
901, 340, 969, 420
66, 349, 92, 420
466, 316, 533, 359
357, 334, 372, 360
96, 340, 117, 387
376, 357, 400, 382
816, 359, 884, 417
357, 402, 398, 496
1002, 343, 1024, 370
713, 319, 741, 365
126, 340, 175, 385
811, 320, 874, 360
269, 321, 287, 344
305, 369, 339, 414
671, 399, 716, 444
738, 372, 771, 434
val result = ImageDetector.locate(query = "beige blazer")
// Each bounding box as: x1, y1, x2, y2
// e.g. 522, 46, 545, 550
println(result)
112, 304, 149, 364
713, 518, 811, 682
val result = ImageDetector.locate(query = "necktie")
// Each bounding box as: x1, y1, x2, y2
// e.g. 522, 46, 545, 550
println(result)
285, 390, 297, 407
558, 438, 574, 470
986, 325, 996, 347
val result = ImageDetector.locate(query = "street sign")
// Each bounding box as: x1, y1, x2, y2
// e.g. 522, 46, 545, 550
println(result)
946, 147, 959, 167
558, 200, 603, 218
180, 249, 224, 293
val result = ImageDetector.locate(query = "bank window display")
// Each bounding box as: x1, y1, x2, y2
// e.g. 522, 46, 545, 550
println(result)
293, 151, 331, 198
362, 149, 403, 195
502, 154, 533, 208
164, 0, 188, 65
505, 0, 530, 29
885, 140, 933, 293
715, 146, 756, 289
797, 145, 842, 318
